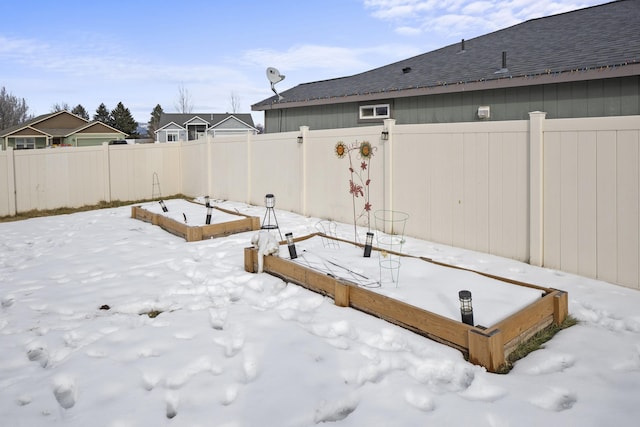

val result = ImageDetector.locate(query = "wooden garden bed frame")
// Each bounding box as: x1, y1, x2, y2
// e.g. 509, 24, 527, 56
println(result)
132, 203, 260, 242
244, 233, 568, 373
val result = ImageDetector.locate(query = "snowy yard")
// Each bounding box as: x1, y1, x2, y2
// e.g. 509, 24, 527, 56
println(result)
1, 199, 639, 426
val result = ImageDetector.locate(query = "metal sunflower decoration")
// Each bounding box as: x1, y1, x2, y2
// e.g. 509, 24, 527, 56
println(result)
334, 140, 376, 242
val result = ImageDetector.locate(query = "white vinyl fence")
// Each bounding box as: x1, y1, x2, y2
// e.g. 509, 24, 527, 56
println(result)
1, 114, 638, 290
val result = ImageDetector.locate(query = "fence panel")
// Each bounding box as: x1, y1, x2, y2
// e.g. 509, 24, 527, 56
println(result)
12, 146, 107, 211
543, 116, 640, 289
392, 121, 529, 261
109, 143, 182, 201
210, 135, 249, 203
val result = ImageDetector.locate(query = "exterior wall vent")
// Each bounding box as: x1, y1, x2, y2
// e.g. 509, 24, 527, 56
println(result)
477, 106, 490, 119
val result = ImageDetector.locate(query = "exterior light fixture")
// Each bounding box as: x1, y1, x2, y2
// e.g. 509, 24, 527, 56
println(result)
265, 194, 275, 208
204, 195, 210, 207
364, 231, 374, 257
285, 232, 298, 259
205, 205, 213, 225
159, 200, 168, 212
297, 135, 303, 144
261, 193, 282, 240
381, 130, 389, 140
458, 290, 474, 326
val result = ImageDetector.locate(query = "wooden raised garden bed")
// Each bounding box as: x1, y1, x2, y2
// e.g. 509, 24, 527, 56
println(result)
244, 233, 568, 373
132, 200, 260, 242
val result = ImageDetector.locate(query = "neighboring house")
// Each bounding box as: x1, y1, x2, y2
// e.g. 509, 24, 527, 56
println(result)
252, 0, 640, 133
0, 110, 127, 150
155, 113, 257, 143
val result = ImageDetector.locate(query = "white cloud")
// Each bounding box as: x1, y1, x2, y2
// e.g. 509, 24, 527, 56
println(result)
241, 43, 421, 77
395, 26, 423, 36
363, 0, 610, 40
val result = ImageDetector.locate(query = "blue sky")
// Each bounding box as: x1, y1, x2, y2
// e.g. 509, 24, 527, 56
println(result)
1, 0, 609, 125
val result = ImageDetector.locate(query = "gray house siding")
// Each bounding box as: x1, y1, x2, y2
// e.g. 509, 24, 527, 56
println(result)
266, 76, 640, 132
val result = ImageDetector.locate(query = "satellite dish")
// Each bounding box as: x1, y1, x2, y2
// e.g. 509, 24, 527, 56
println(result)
266, 67, 285, 100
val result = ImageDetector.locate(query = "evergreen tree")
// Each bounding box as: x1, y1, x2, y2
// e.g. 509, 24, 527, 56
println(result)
0, 86, 32, 130
110, 102, 138, 137
71, 104, 90, 120
93, 103, 111, 124
147, 104, 163, 138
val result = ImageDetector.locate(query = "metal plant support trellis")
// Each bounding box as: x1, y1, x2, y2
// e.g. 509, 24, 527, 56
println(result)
334, 140, 376, 243
374, 209, 409, 287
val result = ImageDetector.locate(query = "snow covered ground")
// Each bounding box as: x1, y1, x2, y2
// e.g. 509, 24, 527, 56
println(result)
1, 199, 639, 426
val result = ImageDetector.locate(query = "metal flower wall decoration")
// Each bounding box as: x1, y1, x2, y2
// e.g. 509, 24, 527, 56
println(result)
335, 140, 376, 242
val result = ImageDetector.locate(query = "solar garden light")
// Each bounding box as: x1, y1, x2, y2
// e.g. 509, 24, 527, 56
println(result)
204, 195, 210, 207
265, 193, 276, 208
159, 200, 168, 212
285, 232, 298, 259
458, 290, 474, 326
205, 205, 213, 225
364, 231, 374, 257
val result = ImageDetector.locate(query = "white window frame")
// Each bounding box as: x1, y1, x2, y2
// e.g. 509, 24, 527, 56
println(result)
359, 104, 390, 120
15, 137, 36, 149
167, 132, 178, 142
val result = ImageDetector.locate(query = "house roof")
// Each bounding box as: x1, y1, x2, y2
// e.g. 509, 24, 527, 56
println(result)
0, 111, 77, 136
0, 110, 126, 138
157, 113, 255, 129
252, 0, 640, 111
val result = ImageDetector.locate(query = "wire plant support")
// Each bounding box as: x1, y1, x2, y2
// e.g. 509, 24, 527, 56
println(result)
374, 210, 409, 287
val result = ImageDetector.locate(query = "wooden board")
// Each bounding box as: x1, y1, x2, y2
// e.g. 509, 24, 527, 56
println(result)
132, 204, 260, 242
244, 233, 569, 373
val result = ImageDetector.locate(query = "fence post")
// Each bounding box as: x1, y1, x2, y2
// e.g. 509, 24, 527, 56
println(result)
299, 125, 309, 216
246, 130, 253, 205
382, 119, 396, 214
6, 147, 17, 216
529, 111, 546, 266
102, 142, 112, 203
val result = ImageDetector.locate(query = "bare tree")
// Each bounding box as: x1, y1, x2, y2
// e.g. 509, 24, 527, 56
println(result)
174, 83, 193, 113
229, 91, 241, 113
0, 86, 32, 130
51, 102, 71, 113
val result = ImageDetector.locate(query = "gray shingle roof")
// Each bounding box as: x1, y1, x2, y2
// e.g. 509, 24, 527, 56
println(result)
158, 113, 255, 129
252, 0, 640, 110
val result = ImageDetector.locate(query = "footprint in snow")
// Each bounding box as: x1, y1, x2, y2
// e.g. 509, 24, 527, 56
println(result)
141, 371, 162, 391
242, 351, 259, 383
26, 342, 49, 368
457, 375, 507, 402
220, 384, 240, 406
512, 351, 576, 375
165, 356, 220, 389
529, 387, 576, 411
404, 388, 435, 412
1, 294, 15, 308
612, 344, 640, 371
51, 374, 77, 409
213, 328, 245, 357
209, 307, 228, 330
165, 392, 179, 419
313, 394, 359, 423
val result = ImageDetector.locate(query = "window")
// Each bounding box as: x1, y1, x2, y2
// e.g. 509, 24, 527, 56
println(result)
14, 137, 36, 149
359, 104, 390, 120
167, 132, 178, 142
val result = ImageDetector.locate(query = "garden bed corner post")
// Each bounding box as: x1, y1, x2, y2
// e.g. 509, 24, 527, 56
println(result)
468, 328, 505, 373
